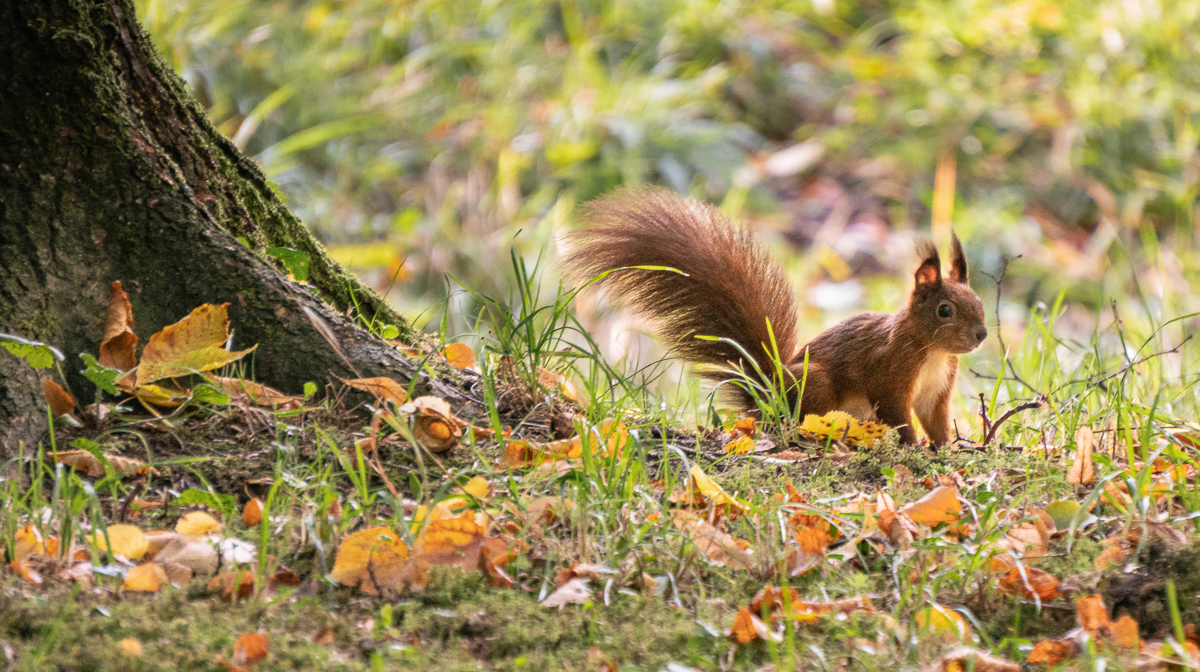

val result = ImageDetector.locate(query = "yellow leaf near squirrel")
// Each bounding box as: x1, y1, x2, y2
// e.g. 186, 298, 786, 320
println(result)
175, 511, 223, 536
915, 604, 970, 639
136, 303, 256, 387
723, 434, 754, 455
798, 411, 890, 447
682, 465, 749, 516
91, 524, 149, 560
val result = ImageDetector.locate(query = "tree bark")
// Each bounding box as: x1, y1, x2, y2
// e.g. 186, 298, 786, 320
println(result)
0, 0, 448, 451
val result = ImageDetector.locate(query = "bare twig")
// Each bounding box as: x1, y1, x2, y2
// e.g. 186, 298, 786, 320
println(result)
983, 396, 1046, 446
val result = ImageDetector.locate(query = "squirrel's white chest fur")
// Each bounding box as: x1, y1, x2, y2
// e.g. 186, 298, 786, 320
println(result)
911, 351, 954, 419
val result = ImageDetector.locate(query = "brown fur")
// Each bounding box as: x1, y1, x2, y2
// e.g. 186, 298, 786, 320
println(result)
562, 188, 988, 447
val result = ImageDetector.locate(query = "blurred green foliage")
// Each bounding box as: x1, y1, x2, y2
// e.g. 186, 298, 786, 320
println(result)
139, 0, 1200, 332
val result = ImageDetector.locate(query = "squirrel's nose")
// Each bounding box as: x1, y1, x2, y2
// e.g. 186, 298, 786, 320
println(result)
975, 326, 988, 343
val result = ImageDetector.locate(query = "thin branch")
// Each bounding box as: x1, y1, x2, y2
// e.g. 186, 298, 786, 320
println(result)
983, 395, 1046, 446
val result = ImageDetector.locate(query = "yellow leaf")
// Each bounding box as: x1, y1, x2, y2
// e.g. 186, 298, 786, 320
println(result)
123, 563, 168, 592
91, 524, 149, 560
458, 476, 489, 500
175, 511, 222, 536
136, 304, 256, 386
14, 525, 45, 560
134, 383, 190, 407
798, 411, 890, 446
902, 486, 961, 526
118, 638, 143, 656
442, 343, 476, 369
915, 604, 970, 639
687, 465, 749, 516
724, 435, 754, 455
327, 527, 409, 594
339, 376, 408, 405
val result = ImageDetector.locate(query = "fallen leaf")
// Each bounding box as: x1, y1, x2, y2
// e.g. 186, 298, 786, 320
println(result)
902, 486, 961, 526
339, 376, 408, 405
1027, 638, 1076, 666
10, 560, 43, 584
1109, 615, 1140, 649
207, 377, 302, 409
176, 511, 223, 536
681, 465, 749, 517
136, 304, 255, 386
798, 411, 890, 447
118, 638, 143, 656
540, 577, 591, 608
1076, 594, 1109, 636
998, 566, 1060, 601
99, 281, 138, 374
42, 380, 76, 417
13, 525, 46, 561
442, 343, 475, 369
671, 510, 753, 570
242, 499, 263, 527
723, 434, 754, 455
152, 534, 218, 574
327, 527, 409, 594
399, 396, 467, 453
1068, 426, 1095, 485
915, 605, 970, 639
91, 524, 149, 560
209, 571, 256, 601
123, 563, 168, 592
231, 633, 268, 667
50, 450, 144, 478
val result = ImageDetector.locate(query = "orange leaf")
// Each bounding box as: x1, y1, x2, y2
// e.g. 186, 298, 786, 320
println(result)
1095, 542, 1126, 571
671, 510, 753, 570
938, 647, 1018, 672
10, 559, 43, 584
730, 607, 759, 644
209, 571, 256, 601
339, 376, 408, 405
1109, 615, 1140, 649
1075, 594, 1109, 636
118, 638, 143, 656
902, 486, 961, 526
123, 563, 168, 592
443, 343, 476, 369
1027, 638, 1076, 666
998, 566, 1060, 601
42, 380, 76, 417
232, 633, 268, 667
723, 435, 754, 455
732, 416, 757, 439
99, 281, 138, 373
242, 499, 263, 527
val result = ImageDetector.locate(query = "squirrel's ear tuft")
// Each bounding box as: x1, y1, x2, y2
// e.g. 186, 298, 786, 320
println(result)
914, 241, 941, 286
949, 233, 968, 284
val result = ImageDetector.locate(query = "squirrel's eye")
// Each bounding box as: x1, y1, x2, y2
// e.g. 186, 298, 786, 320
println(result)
937, 304, 953, 318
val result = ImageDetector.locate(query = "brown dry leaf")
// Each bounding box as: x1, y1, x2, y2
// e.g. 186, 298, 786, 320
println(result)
1095, 541, 1127, 571
729, 607, 761, 644
10, 559, 43, 584
536, 366, 580, 402
731, 416, 757, 439
998, 566, 1060, 601
442, 343, 476, 369
541, 577, 592, 608
176, 511, 223, 536
99, 281, 138, 373
1068, 426, 1095, 485
999, 509, 1053, 558
1076, 594, 1110, 636
312, 627, 335, 646
206, 376, 302, 409
339, 376, 408, 405
671, 510, 753, 570
400, 396, 467, 453
90, 524, 149, 560
118, 638, 143, 656
242, 499, 263, 527
937, 647, 1018, 672
231, 633, 269, 668
137, 304, 255, 387
209, 571, 256, 601
327, 527, 410, 594
50, 450, 144, 478
123, 563, 168, 592
1027, 638, 1077, 666
902, 486, 961, 526
152, 534, 218, 574
748, 585, 873, 623
886, 511, 918, 548
43, 380, 76, 417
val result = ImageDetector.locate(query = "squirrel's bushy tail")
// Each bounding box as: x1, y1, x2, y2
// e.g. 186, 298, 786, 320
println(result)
561, 188, 801, 394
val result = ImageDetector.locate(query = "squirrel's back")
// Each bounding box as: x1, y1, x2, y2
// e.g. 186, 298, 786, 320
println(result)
561, 188, 800, 393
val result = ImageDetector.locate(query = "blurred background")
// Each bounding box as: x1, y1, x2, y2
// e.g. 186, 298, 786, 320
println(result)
137, 0, 1200, 413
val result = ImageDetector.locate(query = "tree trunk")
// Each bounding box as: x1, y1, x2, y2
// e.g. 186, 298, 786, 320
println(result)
0, 0, 448, 451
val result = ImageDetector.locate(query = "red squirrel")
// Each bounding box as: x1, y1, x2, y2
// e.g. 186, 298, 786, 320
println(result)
561, 188, 988, 446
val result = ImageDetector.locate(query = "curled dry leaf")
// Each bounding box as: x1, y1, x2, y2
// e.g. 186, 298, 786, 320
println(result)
42, 380, 76, 418
400, 396, 467, 453
90, 524, 149, 560
997, 566, 1060, 601
1027, 638, 1077, 666
136, 303, 255, 387
99, 281, 138, 374
206, 376, 302, 410
176, 511, 223, 536
339, 376, 408, 405
123, 563, 168, 592
1068, 426, 1095, 486
49, 450, 145, 479
242, 499, 263, 527
671, 510, 753, 570
540, 577, 592, 608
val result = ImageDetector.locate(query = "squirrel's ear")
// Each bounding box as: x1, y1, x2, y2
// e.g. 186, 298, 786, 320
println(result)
949, 233, 968, 284
914, 242, 941, 286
